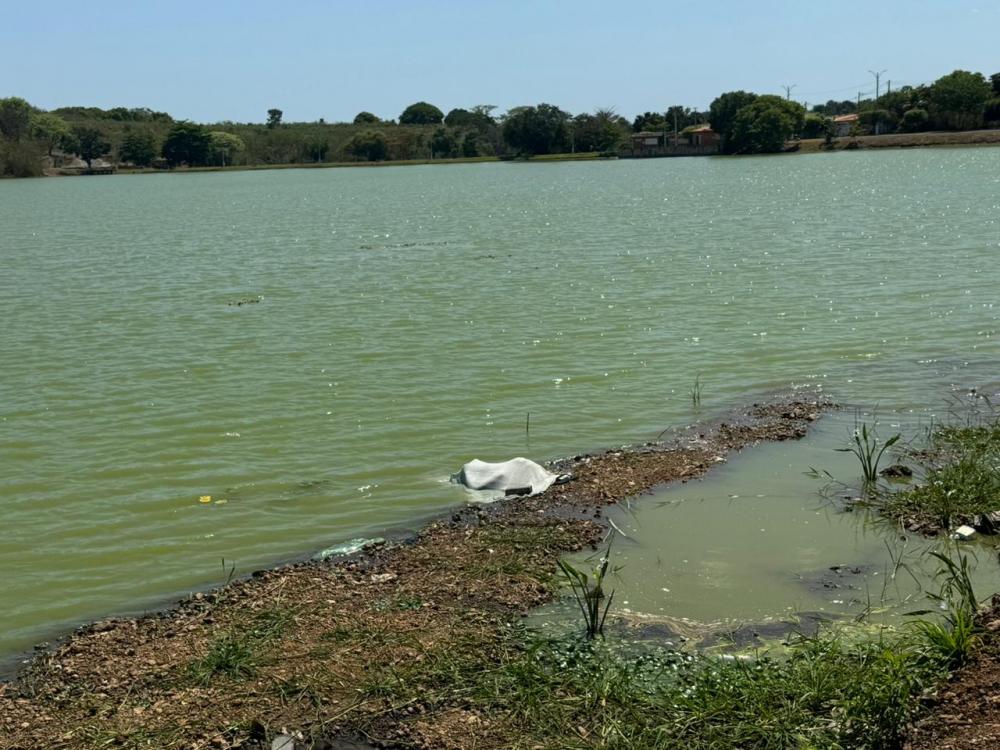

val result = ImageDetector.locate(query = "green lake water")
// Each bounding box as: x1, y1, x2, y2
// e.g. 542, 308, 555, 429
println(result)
1, 149, 999, 661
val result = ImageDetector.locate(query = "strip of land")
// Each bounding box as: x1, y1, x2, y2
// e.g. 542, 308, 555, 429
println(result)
795, 128, 1000, 153
0, 398, 827, 749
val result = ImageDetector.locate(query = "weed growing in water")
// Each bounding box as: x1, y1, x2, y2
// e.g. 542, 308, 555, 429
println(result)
558, 543, 616, 639
690, 374, 703, 411
908, 550, 981, 668
837, 419, 900, 487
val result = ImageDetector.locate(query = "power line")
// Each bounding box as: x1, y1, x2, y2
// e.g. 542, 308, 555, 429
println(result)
795, 82, 874, 96
796, 76, 928, 100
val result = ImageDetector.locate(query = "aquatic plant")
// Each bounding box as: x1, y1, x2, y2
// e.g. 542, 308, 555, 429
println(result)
907, 550, 981, 668
837, 419, 900, 486
691, 374, 703, 411
557, 544, 616, 639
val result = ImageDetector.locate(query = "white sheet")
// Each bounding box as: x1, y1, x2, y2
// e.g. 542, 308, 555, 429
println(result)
454, 457, 559, 496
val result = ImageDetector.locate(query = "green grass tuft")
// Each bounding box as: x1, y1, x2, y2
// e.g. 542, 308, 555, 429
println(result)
189, 634, 256, 683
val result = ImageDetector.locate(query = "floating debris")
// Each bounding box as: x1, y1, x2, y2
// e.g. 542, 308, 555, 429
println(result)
953, 524, 977, 541
198, 495, 212, 504
314, 537, 385, 560
227, 296, 262, 306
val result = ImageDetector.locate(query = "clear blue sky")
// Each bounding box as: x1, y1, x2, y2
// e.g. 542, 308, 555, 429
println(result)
2, 0, 997, 123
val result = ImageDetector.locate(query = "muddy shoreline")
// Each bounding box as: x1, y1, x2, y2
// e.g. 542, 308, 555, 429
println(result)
0, 396, 830, 749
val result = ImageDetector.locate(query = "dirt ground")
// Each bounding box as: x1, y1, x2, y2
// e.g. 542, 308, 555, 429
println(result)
0, 396, 852, 749
905, 596, 1000, 750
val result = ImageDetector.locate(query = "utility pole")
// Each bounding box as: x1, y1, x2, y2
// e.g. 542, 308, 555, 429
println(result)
869, 69, 887, 101
782, 84, 796, 100
886, 80, 891, 96
868, 69, 887, 134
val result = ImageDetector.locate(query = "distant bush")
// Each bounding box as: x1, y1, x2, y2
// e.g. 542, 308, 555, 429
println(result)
346, 130, 388, 161
0, 139, 44, 177
901, 108, 930, 132
859, 109, 896, 134
353, 111, 379, 124
801, 113, 827, 139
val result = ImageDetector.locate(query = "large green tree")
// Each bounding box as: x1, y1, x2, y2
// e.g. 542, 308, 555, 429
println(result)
665, 105, 705, 131
30, 112, 71, 156
69, 125, 110, 167
444, 107, 495, 131
266, 109, 283, 128
991, 73, 1000, 96
161, 121, 211, 166
727, 96, 805, 154
208, 131, 246, 166
353, 111, 379, 124
119, 128, 158, 166
0, 96, 34, 142
501, 103, 570, 155
632, 111, 665, 132
708, 91, 759, 152
811, 99, 856, 116
571, 108, 626, 152
928, 70, 993, 129
399, 101, 444, 125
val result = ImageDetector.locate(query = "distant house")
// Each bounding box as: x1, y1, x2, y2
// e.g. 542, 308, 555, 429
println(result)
629, 131, 667, 156
832, 113, 859, 137
684, 125, 720, 148
628, 126, 721, 157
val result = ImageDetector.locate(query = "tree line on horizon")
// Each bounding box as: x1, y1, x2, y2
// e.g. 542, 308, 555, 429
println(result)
2, 68, 999, 176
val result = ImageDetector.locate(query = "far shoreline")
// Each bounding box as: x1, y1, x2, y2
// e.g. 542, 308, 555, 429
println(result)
24, 128, 1000, 180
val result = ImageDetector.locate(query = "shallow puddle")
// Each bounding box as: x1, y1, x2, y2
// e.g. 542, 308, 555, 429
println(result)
539, 412, 1000, 644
